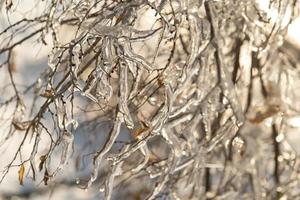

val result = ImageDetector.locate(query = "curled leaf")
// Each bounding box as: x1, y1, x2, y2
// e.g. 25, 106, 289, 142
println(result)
249, 105, 281, 123
43, 169, 49, 185
40, 89, 55, 98
132, 121, 149, 139
18, 164, 25, 185
39, 155, 47, 171
12, 120, 31, 131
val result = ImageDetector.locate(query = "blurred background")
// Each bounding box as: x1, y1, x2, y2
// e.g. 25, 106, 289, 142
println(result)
1, 0, 300, 199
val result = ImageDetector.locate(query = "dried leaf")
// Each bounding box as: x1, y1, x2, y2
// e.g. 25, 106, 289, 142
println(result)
249, 105, 280, 123
6, 0, 13, 10
43, 169, 49, 185
39, 155, 47, 171
40, 89, 55, 98
9, 50, 17, 72
18, 164, 25, 185
12, 121, 30, 131
132, 125, 149, 139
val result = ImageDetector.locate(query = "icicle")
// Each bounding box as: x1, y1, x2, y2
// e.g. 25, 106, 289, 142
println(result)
206, 121, 238, 153
150, 84, 174, 134
74, 1, 90, 22
4, 101, 26, 142
60, 119, 77, 168
113, 128, 152, 165
130, 27, 162, 41
87, 158, 100, 189
103, 145, 129, 200
48, 48, 64, 71
82, 70, 97, 95
173, 66, 198, 99
69, 42, 82, 81
90, 39, 114, 101
60, 129, 74, 167
126, 59, 138, 77
231, 136, 246, 156
145, 150, 176, 200
160, 129, 182, 173
145, 173, 169, 200
170, 86, 220, 118
104, 162, 122, 200
95, 76, 113, 101
54, 98, 65, 129
119, 62, 134, 129
166, 114, 193, 129
34, 78, 43, 94
186, 13, 201, 68
102, 38, 116, 68
66, 119, 78, 131
219, 108, 233, 126
191, 148, 207, 197
88, 23, 161, 41
202, 111, 212, 141
131, 145, 150, 173
129, 67, 143, 99
250, 158, 263, 199
206, 1, 245, 127
217, 61, 245, 127
29, 128, 42, 180
86, 114, 122, 189
120, 39, 154, 71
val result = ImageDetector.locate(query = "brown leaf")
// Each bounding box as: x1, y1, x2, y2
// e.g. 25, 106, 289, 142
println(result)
18, 164, 25, 185
132, 120, 150, 139
39, 155, 47, 171
12, 121, 30, 131
249, 105, 280, 124
9, 50, 17, 72
132, 127, 149, 139
157, 76, 164, 86
43, 169, 49, 185
40, 89, 55, 98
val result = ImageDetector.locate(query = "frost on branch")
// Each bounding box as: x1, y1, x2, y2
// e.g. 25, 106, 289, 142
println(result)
1, 0, 300, 199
